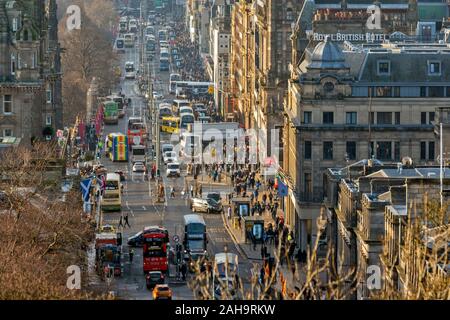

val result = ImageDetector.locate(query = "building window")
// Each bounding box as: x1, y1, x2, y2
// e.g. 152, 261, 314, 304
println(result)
393, 87, 400, 97
46, 89, 52, 103
46, 115, 52, 126
376, 86, 392, 97
346, 112, 357, 125
286, 8, 294, 21
3, 95, 12, 114
377, 112, 392, 125
395, 112, 400, 125
303, 111, 312, 124
304, 141, 312, 159
304, 172, 312, 197
346, 141, 356, 160
12, 18, 18, 32
11, 55, 15, 75
323, 112, 334, 124
3, 129, 13, 137
421, 112, 427, 124
377, 60, 390, 75
429, 141, 435, 160
420, 141, 427, 160
394, 141, 400, 161
428, 61, 441, 75
428, 86, 444, 97
370, 112, 375, 125
323, 141, 333, 160
429, 112, 435, 124
420, 86, 427, 97
376, 141, 392, 160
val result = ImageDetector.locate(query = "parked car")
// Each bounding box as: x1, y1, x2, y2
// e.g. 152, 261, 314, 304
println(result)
166, 162, 180, 177
127, 231, 144, 247
190, 197, 223, 214
146, 271, 165, 289
153, 284, 172, 300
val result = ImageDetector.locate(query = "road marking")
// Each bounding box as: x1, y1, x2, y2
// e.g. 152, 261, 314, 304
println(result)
142, 206, 146, 210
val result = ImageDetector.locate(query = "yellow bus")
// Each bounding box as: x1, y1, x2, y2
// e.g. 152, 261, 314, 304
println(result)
101, 173, 122, 211
160, 116, 180, 134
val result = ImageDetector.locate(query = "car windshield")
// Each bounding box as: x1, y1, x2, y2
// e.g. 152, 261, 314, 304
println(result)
168, 164, 179, 169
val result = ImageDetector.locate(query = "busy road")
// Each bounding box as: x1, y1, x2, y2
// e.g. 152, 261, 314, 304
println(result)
89, 10, 253, 300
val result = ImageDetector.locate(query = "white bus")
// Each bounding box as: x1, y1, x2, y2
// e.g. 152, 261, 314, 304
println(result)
101, 173, 122, 211
125, 61, 136, 79
158, 29, 167, 41
169, 73, 181, 94
180, 113, 195, 130
160, 47, 170, 59
172, 99, 190, 114
128, 19, 138, 33
124, 33, 134, 48
180, 132, 201, 162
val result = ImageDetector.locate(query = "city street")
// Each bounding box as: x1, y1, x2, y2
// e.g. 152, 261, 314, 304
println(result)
90, 21, 253, 300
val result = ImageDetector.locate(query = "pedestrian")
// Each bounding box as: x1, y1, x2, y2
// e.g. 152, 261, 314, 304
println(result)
129, 248, 134, 263
261, 245, 266, 260
118, 215, 124, 228
259, 267, 265, 287
124, 213, 131, 228
227, 206, 232, 220
190, 184, 194, 197
198, 184, 202, 197
181, 263, 187, 281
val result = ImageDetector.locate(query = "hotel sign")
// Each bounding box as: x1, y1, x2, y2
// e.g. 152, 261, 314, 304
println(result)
310, 32, 387, 42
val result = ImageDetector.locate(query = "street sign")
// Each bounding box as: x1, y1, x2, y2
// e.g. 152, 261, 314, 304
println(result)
173, 235, 180, 243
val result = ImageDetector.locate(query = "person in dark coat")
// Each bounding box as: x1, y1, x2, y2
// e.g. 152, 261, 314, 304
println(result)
181, 263, 187, 281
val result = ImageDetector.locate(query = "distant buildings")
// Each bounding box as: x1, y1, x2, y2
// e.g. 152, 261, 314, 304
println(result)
324, 162, 450, 299
282, 38, 450, 253
209, 0, 234, 117
230, 0, 303, 158
0, 0, 62, 145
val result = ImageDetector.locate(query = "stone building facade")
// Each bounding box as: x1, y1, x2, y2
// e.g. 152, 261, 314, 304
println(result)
0, 0, 62, 145
229, 0, 303, 158
324, 164, 450, 299
282, 38, 450, 253
209, 0, 234, 117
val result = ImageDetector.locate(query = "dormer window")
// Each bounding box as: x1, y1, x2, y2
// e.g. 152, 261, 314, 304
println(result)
377, 60, 390, 75
428, 61, 441, 76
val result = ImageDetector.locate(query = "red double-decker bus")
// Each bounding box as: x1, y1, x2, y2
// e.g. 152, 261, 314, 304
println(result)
143, 226, 169, 273
127, 117, 147, 147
